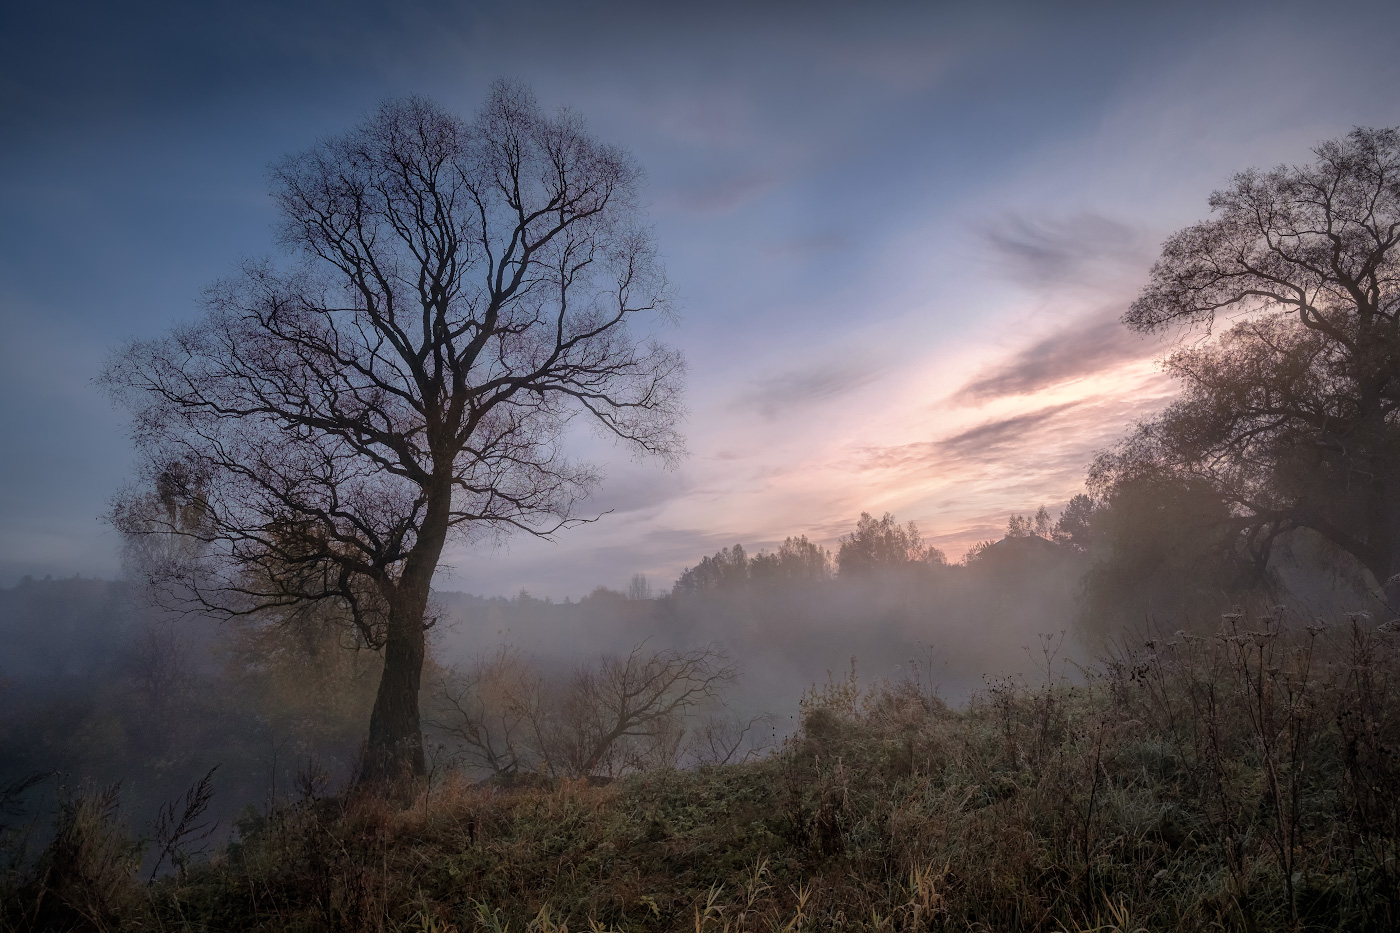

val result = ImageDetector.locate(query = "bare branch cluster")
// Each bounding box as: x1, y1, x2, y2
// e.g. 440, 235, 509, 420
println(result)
101, 82, 684, 640
428, 642, 744, 779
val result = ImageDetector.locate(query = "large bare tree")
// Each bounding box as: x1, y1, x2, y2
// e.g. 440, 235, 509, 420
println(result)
1099, 127, 1400, 606
102, 82, 684, 784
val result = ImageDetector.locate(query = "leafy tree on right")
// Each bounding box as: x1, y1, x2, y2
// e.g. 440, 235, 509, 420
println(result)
1096, 127, 1400, 609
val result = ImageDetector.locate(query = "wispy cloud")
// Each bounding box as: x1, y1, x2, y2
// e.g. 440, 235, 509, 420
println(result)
736, 356, 887, 421
954, 307, 1157, 403
981, 212, 1148, 291
818, 34, 962, 92
584, 467, 694, 517
858, 402, 1085, 474
947, 211, 1162, 404
661, 170, 781, 216
936, 402, 1087, 460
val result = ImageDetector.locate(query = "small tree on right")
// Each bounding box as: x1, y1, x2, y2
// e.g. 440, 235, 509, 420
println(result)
1101, 127, 1400, 608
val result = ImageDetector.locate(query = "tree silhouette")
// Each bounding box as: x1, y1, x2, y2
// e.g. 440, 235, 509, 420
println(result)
672, 545, 749, 594
1103, 127, 1400, 607
836, 512, 943, 577
749, 535, 833, 584
102, 83, 684, 784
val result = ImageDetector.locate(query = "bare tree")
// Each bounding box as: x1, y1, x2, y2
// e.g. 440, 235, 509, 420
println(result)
102, 82, 684, 785
552, 642, 735, 778
626, 573, 653, 600
682, 709, 775, 767
427, 646, 542, 777
1105, 126, 1400, 606
429, 642, 734, 780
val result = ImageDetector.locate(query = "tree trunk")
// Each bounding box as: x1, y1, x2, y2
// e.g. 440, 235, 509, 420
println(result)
359, 476, 452, 789
361, 597, 428, 786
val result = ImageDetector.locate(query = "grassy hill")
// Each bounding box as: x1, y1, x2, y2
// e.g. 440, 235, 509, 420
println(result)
5, 613, 1399, 932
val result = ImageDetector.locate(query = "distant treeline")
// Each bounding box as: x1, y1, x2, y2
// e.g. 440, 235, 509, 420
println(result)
0, 494, 1378, 858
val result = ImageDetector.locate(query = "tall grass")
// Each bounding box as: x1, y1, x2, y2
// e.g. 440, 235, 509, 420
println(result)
3, 612, 1398, 931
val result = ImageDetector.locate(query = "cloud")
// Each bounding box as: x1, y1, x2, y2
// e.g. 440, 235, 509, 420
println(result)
583, 466, 693, 517
950, 211, 1164, 405
981, 212, 1147, 291
855, 385, 1170, 479
936, 402, 1087, 459
736, 356, 887, 420
954, 307, 1156, 403
857, 402, 1086, 473
660, 169, 780, 216
844, 380, 1178, 562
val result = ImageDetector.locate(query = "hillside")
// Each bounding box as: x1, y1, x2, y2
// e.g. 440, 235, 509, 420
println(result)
6, 612, 1398, 932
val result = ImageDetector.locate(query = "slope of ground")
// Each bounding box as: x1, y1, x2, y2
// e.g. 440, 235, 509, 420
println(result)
5, 614, 1399, 932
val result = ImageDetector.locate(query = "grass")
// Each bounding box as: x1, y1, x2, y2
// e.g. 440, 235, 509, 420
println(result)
4, 613, 1399, 931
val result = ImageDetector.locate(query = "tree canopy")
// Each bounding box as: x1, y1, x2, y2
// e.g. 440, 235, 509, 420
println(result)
836, 512, 944, 577
1098, 126, 1400, 607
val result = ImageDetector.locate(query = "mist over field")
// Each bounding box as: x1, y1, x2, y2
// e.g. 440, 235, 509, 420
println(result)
1, 506, 1378, 842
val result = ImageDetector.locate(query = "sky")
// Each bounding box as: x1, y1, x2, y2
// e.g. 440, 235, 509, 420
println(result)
4, 0, 1400, 597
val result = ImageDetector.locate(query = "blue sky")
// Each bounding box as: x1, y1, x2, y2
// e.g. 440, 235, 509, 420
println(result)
4, 0, 1400, 596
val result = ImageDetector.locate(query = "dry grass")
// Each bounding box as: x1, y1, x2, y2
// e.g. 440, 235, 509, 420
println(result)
4, 613, 1399, 931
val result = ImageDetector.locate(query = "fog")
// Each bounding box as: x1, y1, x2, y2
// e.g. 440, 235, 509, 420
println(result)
431, 540, 1085, 720
0, 518, 1069, 840
5, 498, 1379, 874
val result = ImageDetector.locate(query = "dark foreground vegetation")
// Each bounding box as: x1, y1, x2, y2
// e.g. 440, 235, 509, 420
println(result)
5, 611, 1399, 932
